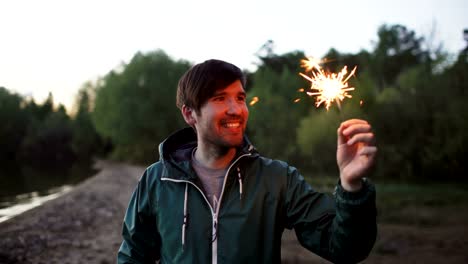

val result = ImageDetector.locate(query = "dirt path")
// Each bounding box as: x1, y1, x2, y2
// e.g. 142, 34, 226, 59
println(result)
1, 161, 467, 263
0, 160, 142, 264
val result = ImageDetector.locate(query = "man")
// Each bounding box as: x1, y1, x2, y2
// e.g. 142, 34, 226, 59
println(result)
118, 59, 377, 263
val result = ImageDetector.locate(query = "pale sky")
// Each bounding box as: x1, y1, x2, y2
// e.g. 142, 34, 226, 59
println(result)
1, 0, 466, 111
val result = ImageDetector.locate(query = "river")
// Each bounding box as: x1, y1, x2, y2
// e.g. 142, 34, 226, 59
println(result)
0, 160, 97, 223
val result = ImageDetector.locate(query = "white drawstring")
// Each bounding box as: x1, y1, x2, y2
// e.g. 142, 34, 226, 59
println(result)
182, 183, 188, 248
237, 167, 243, 200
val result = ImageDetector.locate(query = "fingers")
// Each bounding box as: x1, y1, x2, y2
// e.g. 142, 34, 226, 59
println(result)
359, 146, 378, 156
347, 132, 375, 146
358, 146, 378, 168
340, 119, 369, 128
337, 119, 375, 146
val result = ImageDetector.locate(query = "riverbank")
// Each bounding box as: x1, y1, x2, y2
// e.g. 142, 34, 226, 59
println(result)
1, 160, 467, 263
0, 160, 143, 264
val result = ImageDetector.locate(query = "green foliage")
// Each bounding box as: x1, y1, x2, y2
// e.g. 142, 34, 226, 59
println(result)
370, 24, 429, 89
248, 25, 467, 182
375, 182, 468, 225
296, 95, 369, 175
19, 101, 75, 166
0, 88, 28, 161
323, 48, 372, 76
369, 50, 468, 181
71, 84, 103, 159
418, 53, 468, 179
0, 86, 102, 167
247, 51, 311, 163
296, 110, 340, 174
92, 50, 191, 163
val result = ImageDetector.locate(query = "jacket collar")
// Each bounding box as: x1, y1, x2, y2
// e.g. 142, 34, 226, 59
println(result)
158, 127, 258, 181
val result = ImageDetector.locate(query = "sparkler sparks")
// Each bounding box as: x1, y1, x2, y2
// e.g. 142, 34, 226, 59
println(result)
249, 96, 259, 106
299, 57, 357, 110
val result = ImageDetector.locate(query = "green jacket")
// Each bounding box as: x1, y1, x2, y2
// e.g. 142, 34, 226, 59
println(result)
118, 128, 377, 264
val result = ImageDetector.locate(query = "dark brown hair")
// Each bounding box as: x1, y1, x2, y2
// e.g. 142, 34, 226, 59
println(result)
176, 59, 246, 113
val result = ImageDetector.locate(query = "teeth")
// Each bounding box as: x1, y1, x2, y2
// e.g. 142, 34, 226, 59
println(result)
225, 123, 240, 128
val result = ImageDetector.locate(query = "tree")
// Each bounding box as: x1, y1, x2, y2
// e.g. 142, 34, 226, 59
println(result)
247, 50, 311, 164
36, 92, 54, 121
370, 24, 429, 90
71, 83, 103, 159
366, 29, 468, 180
0, 88, 28, 162
19, 102, 75, 166
92, 50, 191, 163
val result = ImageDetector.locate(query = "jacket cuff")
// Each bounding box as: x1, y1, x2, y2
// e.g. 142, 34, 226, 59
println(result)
334, 178, 376, 206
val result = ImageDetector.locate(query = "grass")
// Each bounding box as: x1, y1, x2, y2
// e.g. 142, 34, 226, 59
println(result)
306, 175, 468, 226
375, 181, 468, 226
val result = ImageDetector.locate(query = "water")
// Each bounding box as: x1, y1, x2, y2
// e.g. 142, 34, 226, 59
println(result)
0, 160, 98, 223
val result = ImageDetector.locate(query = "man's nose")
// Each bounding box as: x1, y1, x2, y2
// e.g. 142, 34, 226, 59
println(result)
226, 99, 242, 115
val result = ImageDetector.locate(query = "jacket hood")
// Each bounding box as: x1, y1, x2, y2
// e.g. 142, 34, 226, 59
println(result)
157, 127, 258, 180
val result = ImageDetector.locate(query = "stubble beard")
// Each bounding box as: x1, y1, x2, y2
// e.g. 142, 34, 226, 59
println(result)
199, 125, 245, 158
206, 131, 244, 154
196, 112, 248, 158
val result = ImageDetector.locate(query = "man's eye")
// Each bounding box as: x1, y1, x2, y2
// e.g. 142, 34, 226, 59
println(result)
213, 96, 224, 101
238, 96, 246, 102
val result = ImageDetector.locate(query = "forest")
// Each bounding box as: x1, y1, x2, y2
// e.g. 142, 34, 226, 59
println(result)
1, 24, 467, 183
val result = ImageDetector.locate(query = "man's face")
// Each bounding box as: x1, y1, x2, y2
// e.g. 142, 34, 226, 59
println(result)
192, 80, 249, 149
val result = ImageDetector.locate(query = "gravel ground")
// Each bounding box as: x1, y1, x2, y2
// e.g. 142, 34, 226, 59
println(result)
0, 160, 142, 264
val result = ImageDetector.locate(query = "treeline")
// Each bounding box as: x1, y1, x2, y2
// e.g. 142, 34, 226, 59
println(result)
1, 24, 467, 181
0, 87, 102, 167
247, 25, 468, 181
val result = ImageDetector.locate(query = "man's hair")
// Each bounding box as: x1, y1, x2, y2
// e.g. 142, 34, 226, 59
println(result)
176, 59, 246, 113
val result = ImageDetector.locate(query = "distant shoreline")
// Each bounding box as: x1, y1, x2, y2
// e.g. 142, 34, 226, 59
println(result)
0, 160, 144, 263
0, 185, 72, 223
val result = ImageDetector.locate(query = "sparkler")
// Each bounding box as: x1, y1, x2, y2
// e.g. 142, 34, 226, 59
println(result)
298, 57, 357, 111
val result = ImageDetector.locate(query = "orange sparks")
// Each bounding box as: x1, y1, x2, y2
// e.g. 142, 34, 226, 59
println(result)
294, 98, 301, 103
299, 57, 357, 110
300, 57, 323, 72
249, 96, 259, 106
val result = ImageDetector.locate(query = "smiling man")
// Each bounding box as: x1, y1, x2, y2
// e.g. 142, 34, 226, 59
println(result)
118, 59, 378, 264
182, 79, 248, 170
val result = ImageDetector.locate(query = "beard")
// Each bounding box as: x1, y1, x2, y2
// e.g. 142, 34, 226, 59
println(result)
203, 127, 245, 148
196, 118, 246, 156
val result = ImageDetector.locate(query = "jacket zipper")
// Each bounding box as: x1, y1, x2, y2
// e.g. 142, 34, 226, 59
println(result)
161, 153, 251, 264
211, 153, 250, 264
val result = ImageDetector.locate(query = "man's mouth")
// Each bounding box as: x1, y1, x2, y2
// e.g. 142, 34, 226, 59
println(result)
221, 120, 242, 129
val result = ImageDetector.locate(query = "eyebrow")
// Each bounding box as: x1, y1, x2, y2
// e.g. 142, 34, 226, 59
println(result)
238, 91, 247, 97
212, 91, 246, 97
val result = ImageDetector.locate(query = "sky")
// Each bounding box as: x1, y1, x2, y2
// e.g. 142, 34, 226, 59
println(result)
1, 0, 467, 111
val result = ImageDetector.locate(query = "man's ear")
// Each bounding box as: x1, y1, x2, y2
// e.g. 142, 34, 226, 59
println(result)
181, 105, 196, 126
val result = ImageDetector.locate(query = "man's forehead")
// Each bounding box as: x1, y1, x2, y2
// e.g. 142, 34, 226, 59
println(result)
212, 80, 245, 95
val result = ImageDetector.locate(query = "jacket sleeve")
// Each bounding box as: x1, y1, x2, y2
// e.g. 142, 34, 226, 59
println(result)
117, 169, 161, 264
284, 166, 377, 264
